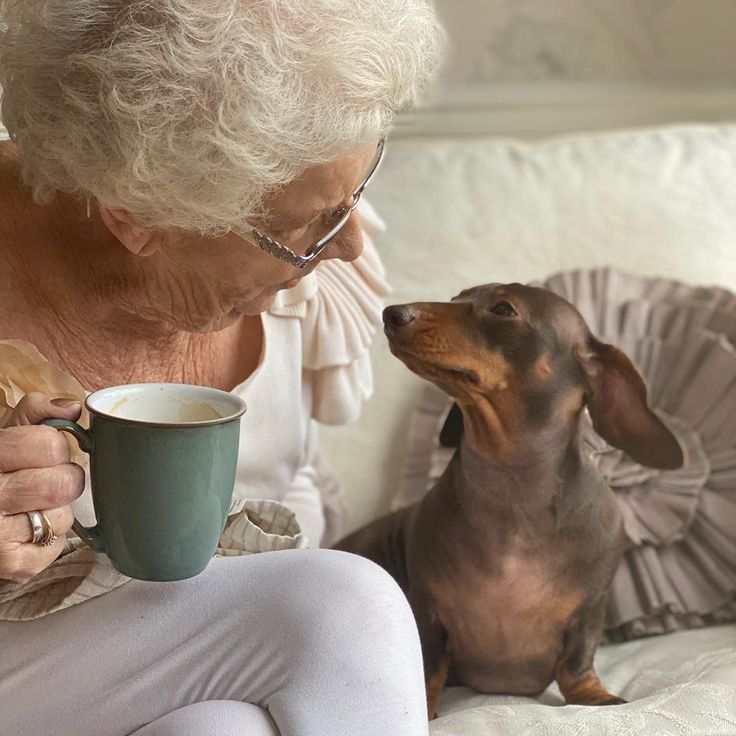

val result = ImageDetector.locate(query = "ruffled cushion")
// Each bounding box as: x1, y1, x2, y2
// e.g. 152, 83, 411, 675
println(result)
395, 267, 736, 641
547, 269, 736, 641
270, 199, 390, 425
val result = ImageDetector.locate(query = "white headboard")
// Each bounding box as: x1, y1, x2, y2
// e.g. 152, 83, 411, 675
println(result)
395, 80, 736, 139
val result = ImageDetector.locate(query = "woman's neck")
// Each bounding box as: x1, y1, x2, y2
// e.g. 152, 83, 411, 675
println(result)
2, 194, 228, 389
7, 187, 240, 332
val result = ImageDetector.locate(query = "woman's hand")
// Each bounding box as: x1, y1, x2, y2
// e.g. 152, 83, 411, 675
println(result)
0, 393, 85, 584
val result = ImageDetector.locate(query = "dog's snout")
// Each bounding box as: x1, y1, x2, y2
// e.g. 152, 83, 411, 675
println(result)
383, 305, 415, 330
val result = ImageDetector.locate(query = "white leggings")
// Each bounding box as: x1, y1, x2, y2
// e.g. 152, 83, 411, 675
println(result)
0, 550, 428, 736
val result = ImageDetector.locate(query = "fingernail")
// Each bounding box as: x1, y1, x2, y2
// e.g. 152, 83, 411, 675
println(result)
50, 398, 82, 408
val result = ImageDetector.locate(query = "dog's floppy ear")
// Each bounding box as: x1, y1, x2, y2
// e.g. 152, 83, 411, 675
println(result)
439, 402, 464, 448
576, 337, 683, 470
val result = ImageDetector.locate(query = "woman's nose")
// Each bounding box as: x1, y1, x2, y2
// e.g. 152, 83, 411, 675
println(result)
323, 212, 364, 264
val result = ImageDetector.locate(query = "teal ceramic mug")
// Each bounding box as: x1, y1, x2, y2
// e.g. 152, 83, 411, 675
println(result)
44, 383, 247, 581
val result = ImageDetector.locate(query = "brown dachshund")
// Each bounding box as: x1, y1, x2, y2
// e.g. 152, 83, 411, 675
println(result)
334, 283, 683, 719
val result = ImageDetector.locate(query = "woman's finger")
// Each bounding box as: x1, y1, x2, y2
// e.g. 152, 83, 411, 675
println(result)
0, 534, 67, 585
0, 463, 85, 514
3, 392, 82, 428
0, 424, 72, 472
0, 505, 74, 544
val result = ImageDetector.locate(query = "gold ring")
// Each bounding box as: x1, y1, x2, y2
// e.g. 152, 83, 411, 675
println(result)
39, 512, 58, 547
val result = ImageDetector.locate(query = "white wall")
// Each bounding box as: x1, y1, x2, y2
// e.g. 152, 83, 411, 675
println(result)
397, 0, 736, 138
435, 0, 736, 82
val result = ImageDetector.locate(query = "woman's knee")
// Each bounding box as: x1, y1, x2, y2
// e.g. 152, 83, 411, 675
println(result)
277, 549, 421, 667
130, 702, 279, 736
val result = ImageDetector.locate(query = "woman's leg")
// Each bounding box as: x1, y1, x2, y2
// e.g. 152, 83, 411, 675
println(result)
131, 702, 279, 736
0, 549, 427, 736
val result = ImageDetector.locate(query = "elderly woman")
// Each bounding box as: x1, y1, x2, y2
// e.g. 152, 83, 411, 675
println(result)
0, 1, 443, 734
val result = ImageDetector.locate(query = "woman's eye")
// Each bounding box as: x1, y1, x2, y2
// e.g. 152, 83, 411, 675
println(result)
324, 205, 349, 226
271, 225, 309, 242
490, 301, 518, 317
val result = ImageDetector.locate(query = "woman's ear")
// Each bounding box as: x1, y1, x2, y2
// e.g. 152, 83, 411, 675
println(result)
576, 337, 683, 470
97, 203, 162, 257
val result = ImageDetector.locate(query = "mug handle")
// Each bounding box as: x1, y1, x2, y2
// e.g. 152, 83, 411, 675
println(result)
43, 419, 105, 553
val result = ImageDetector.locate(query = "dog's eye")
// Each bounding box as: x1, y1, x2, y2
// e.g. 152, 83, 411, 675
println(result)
490, 301, 518, 317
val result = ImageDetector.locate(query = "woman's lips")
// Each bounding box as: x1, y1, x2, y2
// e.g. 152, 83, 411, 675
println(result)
281, 278, 300, 290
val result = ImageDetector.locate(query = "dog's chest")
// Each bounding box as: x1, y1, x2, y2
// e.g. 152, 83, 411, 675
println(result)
427, 549, 584, 694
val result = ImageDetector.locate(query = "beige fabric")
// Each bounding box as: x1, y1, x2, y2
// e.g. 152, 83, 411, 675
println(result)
0, 498, 304, 621
0, 340, 89, 462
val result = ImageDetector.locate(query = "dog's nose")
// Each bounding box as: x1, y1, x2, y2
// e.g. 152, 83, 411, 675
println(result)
383, 305, 415, 330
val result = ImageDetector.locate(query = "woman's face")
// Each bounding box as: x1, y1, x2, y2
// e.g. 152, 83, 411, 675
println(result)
160, 145, 377, 329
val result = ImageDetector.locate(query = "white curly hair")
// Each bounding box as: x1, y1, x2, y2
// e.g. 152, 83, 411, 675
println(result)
0, 0, 443, 234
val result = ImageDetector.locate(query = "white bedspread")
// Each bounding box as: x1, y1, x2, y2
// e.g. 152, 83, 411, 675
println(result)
431, 625, 736, 735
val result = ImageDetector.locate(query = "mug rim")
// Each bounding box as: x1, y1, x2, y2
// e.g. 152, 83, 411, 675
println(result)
85, 382, 247, 428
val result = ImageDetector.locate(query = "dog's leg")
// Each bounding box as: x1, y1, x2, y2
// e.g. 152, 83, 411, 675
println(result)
412, 601, 449, 720
555, 600, 626, 706
426, 653, 449, 721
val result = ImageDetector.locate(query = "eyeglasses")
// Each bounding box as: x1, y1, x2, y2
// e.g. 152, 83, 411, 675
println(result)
248, 138, 385, 269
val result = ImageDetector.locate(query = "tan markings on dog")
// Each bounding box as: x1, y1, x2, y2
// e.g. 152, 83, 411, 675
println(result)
427, 552, 585, 695
469, 349, 511, 392
534, 354, 552, 379
459, 363, 526, 464
555, 666, 619, 705
426, 656, 449, 721
461, 400, 516, 463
